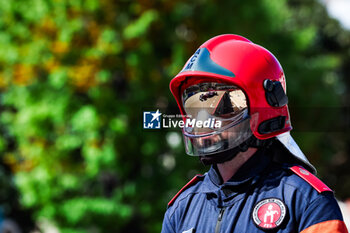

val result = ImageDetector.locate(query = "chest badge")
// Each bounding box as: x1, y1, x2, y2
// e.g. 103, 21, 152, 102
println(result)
252, 198, 287, 230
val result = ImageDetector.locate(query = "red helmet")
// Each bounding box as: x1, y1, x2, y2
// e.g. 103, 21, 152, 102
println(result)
170, 34, 291, 140
170, 34, 316, 172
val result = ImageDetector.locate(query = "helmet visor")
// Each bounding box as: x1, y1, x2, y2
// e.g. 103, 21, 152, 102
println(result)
181, 82, 252, 156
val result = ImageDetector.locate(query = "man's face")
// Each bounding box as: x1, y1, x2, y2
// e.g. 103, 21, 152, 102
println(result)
181, 82, 252, 156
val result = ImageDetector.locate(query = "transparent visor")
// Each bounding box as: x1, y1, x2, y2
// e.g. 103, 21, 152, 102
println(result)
182, 83, 252, 156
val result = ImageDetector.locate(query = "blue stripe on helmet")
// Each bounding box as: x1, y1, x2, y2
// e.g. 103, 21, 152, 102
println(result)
181, 48, 235, 77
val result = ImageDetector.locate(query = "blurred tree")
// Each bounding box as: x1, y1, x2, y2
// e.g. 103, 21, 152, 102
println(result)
0, 0, 349, 232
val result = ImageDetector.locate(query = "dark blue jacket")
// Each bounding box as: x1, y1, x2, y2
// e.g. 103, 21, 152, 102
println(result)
161, 150, 348, 233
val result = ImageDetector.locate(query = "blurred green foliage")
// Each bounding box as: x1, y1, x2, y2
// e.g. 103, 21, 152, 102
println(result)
0, 0, 349, 232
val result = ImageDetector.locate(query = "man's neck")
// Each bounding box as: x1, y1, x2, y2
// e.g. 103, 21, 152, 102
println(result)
217, 147, 258, 183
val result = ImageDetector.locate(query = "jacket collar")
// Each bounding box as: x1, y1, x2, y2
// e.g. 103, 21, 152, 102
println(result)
205, 148, 272, 192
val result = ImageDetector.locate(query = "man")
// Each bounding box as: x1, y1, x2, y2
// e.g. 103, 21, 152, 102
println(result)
161, 34, 349, 233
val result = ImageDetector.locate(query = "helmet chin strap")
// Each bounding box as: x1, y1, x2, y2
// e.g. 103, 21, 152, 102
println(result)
199, 136, 272, 165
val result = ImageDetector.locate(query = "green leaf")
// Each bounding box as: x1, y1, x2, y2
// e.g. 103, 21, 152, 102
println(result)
123, 10, 158, 39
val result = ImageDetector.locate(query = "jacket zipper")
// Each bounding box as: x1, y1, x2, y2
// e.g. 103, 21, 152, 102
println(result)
215, 207, 226, 233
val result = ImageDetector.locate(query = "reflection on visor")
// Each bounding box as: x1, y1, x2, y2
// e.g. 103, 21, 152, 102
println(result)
183, 83, 247, 115
181, 82, 252, 156
182, 83, 248, 135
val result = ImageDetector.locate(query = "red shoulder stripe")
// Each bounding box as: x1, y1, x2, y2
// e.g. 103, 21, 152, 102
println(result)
168, 175, 203, 207
290, 166, 332, 193
300, 219, 348, 233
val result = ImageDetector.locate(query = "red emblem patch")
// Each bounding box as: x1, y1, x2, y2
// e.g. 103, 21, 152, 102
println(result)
252, 198, 286, 229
